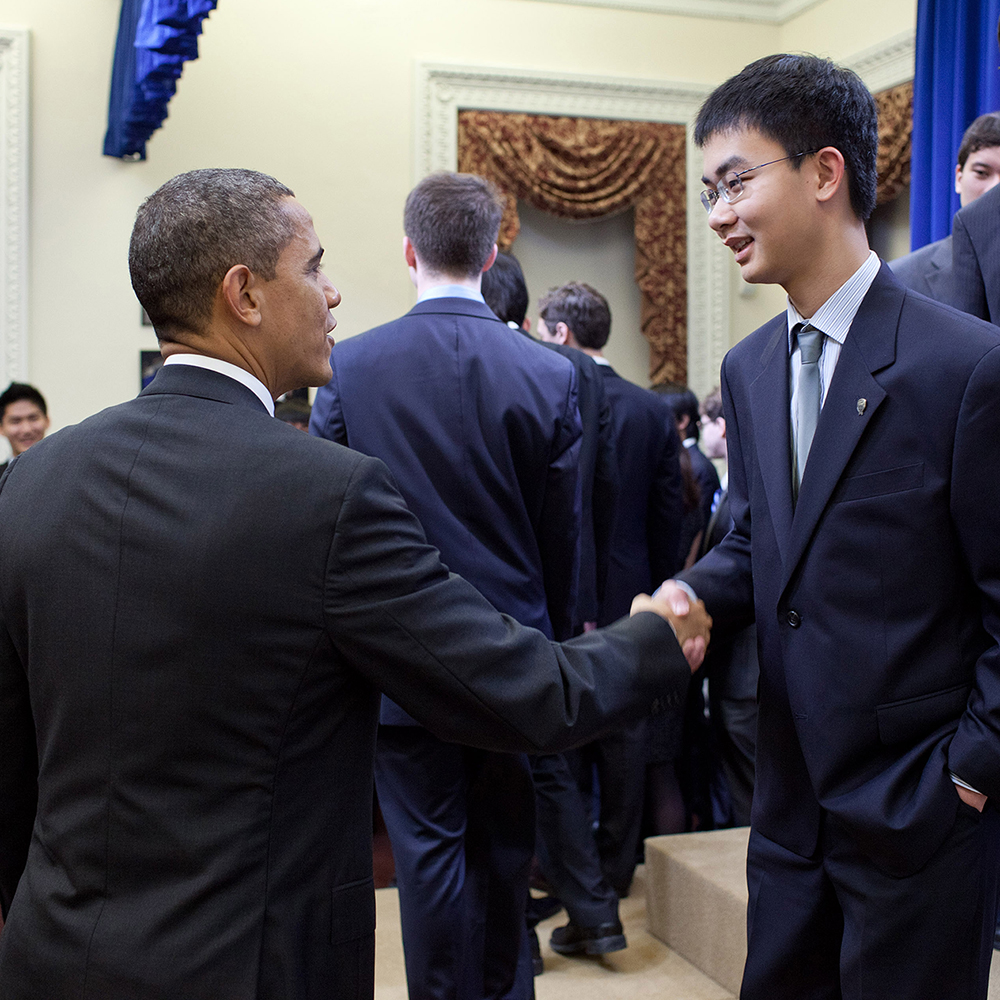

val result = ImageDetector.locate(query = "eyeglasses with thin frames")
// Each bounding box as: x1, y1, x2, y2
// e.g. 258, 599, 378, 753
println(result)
700, 150, 819, 213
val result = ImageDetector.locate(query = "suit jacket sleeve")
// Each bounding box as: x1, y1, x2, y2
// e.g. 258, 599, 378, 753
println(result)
591, 382, 617, 615
323, 455, 687, 752
951, 209, 991, 322
649, 414, 684, 585
0, 492, 38, 918
944, 344, 1000, 798
538, 367, 584, 642
308, 360, 348, 445
678, 359, 755, 630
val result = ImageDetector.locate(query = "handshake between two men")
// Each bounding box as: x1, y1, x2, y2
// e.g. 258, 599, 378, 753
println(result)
632, 583, 712, 673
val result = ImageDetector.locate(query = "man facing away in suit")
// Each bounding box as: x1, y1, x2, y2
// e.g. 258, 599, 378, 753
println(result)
890, 111, 1000, 302
658, 55, 1000, 1000
310, 173, 600, 1000
536, 282, 684, 903
481, 255, 628, 967
0, 168, 711, 1000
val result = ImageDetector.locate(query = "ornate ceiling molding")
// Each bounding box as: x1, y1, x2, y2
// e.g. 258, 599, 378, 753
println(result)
415, 62, 727, 396
843, 30, 915, 94
499, 0, 824, 25
0, 26, 29, 386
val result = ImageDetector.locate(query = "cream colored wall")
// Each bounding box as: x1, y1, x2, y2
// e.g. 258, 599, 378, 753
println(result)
10, 0, 916, 435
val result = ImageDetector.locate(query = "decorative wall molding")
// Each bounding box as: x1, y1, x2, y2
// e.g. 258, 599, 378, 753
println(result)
415, 33, 915, 393
844, 30, 916, 94
501, 0, 824, 25
0, 26, 29, 387
415, 62, 727, 395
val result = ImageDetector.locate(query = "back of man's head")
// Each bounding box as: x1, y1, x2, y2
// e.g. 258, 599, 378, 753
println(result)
694, 54, 878, 222
0, 382, 47, 422
129, 168, 297, 339
660, 387, 702, 442
538, 282, 611, 350
700, 386, 724, 423
481, 252, 529, 326
403, 173, 504, 279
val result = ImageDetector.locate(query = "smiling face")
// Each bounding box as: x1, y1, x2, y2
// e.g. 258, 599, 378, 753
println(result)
955, 146, 1000, 207
261, 199, 341, 396
1, 399, 49, 456
701, 128, 821, 296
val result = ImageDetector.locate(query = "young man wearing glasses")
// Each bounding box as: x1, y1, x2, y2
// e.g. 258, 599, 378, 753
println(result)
659, 54, 1000, 1000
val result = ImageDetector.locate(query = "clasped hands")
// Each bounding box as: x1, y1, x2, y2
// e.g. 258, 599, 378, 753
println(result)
631, 581, 711, 672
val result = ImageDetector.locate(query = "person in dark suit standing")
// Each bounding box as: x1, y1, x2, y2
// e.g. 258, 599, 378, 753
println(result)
310, 174, 587, 1000
890, 111, 1000, 302
481, 255, 627, 966
659, 55, 1000, 999
537, 282, 684, 904
952, 179, 1000, 323
0, 168, 710, 1000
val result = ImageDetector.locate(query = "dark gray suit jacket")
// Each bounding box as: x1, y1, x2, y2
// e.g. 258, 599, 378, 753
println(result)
889, 235, 957, 304
952, 182, 1000, 323
0, 364, 686, 1000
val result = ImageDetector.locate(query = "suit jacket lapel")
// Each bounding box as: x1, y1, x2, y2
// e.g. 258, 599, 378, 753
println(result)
781, 267, 900, 591
748, 316, 794, 571
924, 236, 953, 302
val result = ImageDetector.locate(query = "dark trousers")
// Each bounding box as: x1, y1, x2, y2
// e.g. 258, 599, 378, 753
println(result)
530, 753, 619, 927
711, 694, 756, 828
570, 719, 648, 897
375, 726, 535, 1000
742, 802, 1000, 1000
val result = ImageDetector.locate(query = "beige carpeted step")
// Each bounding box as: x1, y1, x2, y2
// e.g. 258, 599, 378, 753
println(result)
644, 827, 751, 996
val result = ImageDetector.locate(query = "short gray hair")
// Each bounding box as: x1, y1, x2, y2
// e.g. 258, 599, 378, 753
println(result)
129, 168, 296, 338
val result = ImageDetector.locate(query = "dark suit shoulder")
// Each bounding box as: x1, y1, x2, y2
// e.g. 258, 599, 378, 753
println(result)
889, 237, 949, 292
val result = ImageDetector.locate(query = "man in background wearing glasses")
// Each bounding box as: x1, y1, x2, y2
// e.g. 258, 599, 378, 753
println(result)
658, 54, 1000, 1000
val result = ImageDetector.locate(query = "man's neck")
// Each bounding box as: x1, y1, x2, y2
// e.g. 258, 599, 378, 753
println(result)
784, 221, 871, 318
413, 270, 481, 301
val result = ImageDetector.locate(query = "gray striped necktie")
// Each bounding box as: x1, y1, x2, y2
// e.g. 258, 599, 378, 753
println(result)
794, 323, 824, 496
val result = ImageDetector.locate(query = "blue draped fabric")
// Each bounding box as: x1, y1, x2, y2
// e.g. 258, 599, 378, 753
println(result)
910, 0, 1000, 249
104, 0, 218, 160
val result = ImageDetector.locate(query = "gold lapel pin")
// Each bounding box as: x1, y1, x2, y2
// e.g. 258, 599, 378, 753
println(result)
857, 398, 867, 416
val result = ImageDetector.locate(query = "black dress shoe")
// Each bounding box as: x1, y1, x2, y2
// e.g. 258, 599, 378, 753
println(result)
549, 919, 626, 956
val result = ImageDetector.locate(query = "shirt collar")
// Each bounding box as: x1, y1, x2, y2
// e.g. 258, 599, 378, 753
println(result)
163, 354, 275, 415
786, 250, 880, 352
417, 284, 485, 304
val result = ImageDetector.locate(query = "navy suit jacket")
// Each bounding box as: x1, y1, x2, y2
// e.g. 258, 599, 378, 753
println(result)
952, 183, 1000, 323
597, 366, 683, 626
682, 265, 1000, 878
889, 235, 957, 304
310, 297, 583, 724
0, 364, 683, 1000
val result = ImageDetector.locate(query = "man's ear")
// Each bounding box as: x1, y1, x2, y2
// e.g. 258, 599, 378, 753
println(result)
553, 321, 571, 346
521, 316, 532, 334
955, 163, 964, 196
219, 264, 262, 327
481, 244, 499, 273
814, 146, 848, 205
403, 236, 417, 270
720, 417, 727, 440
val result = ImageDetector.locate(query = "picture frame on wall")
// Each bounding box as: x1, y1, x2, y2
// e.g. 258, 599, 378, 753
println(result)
141, 351, 163, 390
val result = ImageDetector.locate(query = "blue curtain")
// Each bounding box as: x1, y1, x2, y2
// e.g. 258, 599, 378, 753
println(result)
104, 0, 218, 160
910, 0, 1000, 248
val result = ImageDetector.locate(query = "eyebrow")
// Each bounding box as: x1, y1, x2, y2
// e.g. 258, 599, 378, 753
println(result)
701, 155, 751, 186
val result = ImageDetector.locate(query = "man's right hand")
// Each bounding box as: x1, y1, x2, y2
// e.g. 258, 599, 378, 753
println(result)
631, 582, 711, 672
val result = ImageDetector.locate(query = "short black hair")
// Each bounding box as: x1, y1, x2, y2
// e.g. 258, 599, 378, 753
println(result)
957, 112, 1000, 168
659, 387, 701, 442
129, 168, 297, 339
403, 172, 504, 279
694, 54, 878, 221
481, 252, 529, 326
0, 382, 47, 422
537, 282, 611, 350
700, 386, 724, 423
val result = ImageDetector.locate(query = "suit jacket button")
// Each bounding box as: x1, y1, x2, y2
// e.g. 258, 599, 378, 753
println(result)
786, 610, 801, 628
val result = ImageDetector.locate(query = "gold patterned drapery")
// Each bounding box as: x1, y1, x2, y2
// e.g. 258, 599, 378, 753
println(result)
875, 81, 913, 205
458, 111, 687, 385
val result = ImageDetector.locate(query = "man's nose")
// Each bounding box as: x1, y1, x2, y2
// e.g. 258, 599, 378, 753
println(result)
708, 197, 737, 232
